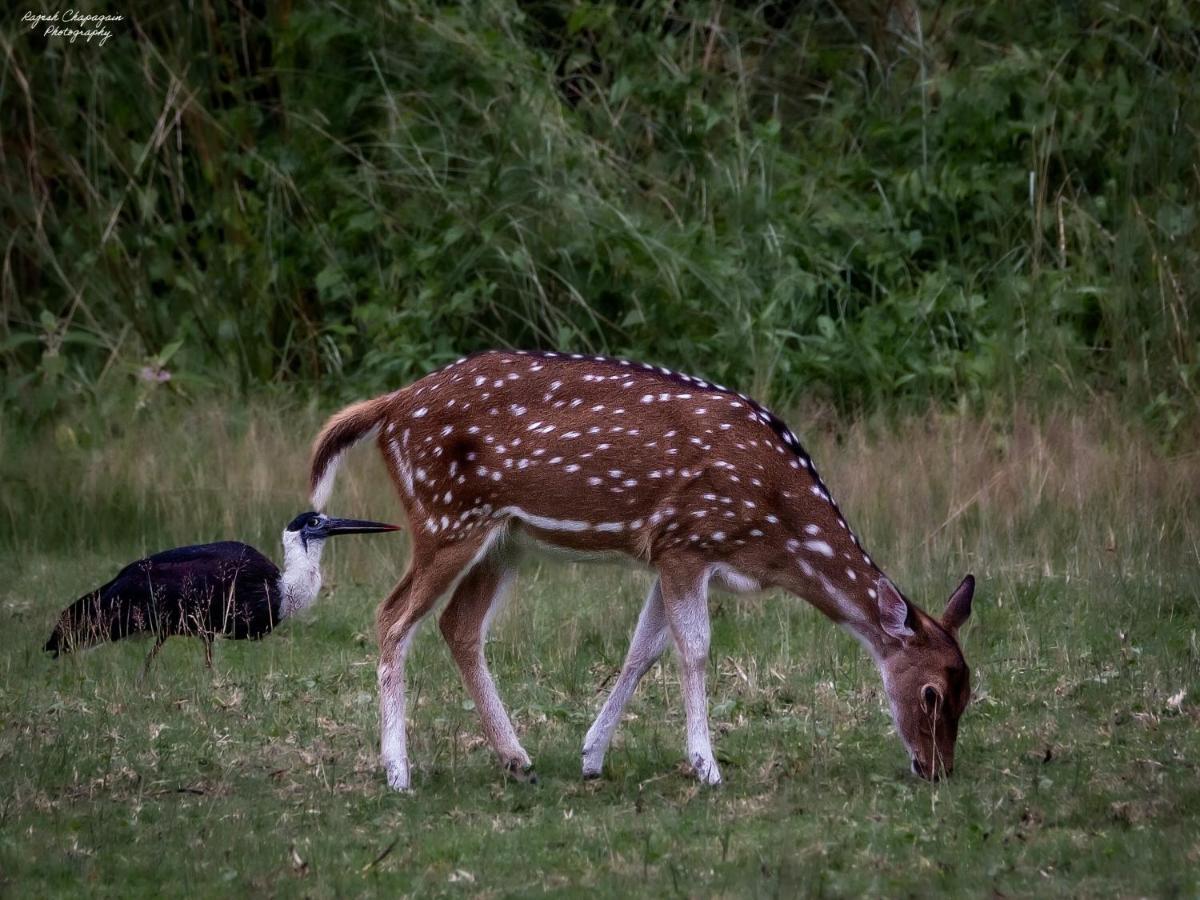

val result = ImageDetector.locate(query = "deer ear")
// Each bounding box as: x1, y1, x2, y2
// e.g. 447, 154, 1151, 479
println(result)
942, 574, 975, 635
877, 579, 916, 641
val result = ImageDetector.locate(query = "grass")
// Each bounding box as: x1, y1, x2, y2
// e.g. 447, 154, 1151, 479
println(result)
1, 400, 1198, 896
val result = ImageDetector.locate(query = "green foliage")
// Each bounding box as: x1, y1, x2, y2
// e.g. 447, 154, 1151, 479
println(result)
2, 1, 1197, 427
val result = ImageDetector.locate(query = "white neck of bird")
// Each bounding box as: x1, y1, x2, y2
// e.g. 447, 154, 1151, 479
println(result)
278, 529, 326, 618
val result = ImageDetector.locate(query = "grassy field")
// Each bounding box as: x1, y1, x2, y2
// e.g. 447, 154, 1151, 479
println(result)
1, 402, 1198, 897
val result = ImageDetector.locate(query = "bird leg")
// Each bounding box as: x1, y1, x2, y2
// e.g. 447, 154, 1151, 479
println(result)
202, 633, 215, 669
139, 632, 168, 682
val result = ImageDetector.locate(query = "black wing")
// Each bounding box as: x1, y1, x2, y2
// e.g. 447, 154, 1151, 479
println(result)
46, 542, 283, 655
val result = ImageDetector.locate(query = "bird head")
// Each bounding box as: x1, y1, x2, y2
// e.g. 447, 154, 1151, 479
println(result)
285, 511, 401, 550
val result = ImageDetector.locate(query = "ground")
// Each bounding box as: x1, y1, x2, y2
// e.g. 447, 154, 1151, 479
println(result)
1, 406, 1197, 897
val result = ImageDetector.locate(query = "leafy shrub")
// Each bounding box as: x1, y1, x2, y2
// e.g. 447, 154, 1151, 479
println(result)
2, 1, 1196, 429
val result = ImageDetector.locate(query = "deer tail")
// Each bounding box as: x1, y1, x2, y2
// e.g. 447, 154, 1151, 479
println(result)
309, 394, 392, 509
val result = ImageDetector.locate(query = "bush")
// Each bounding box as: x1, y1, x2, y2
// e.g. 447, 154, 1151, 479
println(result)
2, 1, 1196, 429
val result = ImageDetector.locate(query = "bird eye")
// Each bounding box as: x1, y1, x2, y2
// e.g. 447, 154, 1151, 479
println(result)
308, 517, 322, 529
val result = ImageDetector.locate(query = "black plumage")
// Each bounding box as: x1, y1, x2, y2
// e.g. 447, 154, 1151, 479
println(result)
45, 512, 399, 673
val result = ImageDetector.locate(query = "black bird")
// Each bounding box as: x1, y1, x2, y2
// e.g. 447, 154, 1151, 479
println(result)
45, 511, 400, 673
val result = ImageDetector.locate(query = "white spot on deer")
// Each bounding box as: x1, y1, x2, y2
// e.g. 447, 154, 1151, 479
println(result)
803, 540, 834, 558
594, 521, 625, 532
413, 407, 428, 418
712, 531, 726, 541
846, 569, 857, 581
765, 514, 780, 525
549, 456, 563, 465
750, 528, 764, 537
587, 476, 602, 487
561, 431, 581, 439
622, 479, 637, 487
510, 404, 527, 416
798, 559, 815, 578
564, 464, 581, 473
805, 524, 821, 536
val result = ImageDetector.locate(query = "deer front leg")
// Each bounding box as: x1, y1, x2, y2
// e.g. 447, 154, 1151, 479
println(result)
438, 555, 535, 780
581, 579, 669, 779
661, 565, 721, 785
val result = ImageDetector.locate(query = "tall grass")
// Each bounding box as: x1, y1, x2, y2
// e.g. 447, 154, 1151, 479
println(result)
5, 393, 1195, 599
3, 2, 1198, 429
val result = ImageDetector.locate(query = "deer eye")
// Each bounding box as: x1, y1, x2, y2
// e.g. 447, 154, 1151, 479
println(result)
922, 685, 942, 714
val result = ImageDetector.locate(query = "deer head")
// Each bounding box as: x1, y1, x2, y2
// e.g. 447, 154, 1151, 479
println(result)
875, 574, 974, 779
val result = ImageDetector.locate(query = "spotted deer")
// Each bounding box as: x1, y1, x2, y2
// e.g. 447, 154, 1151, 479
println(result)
309, 350, 975, 791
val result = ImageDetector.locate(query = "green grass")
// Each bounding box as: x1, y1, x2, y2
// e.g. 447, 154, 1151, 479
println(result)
2, 403, 1198, 896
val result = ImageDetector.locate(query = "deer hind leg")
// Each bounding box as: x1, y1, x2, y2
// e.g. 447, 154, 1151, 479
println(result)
581, 579, 669, 779
660, 564, 721, 785
376, 528, 502, 792
437, 551, 534, 780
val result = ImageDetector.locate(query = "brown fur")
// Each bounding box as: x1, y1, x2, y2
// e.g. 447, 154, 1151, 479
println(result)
311, 350, 975, 788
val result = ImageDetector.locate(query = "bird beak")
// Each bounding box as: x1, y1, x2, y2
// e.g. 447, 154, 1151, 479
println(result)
321, 517, 402, 536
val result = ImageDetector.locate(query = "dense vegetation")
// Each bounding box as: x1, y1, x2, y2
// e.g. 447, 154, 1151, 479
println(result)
3, 1, 1197, 428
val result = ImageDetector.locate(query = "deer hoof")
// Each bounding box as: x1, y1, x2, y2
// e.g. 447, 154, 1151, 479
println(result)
691, 754, 723, 786
384, 761, 412, 793
505, 760, 538, 785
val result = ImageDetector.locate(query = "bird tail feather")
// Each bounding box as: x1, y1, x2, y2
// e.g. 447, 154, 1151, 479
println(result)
44, 588, 151, 656
309, 394, 392, 509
